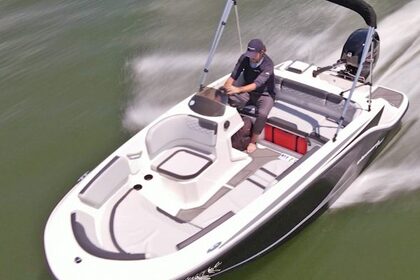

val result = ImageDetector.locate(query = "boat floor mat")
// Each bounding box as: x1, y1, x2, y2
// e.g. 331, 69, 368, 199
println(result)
228, 148, 281, 187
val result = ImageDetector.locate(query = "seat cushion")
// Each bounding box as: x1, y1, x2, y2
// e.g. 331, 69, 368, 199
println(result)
156, 149, 213, 180
79, 156, 130, 208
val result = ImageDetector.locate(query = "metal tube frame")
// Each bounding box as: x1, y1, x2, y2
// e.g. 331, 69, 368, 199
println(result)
233, 0, 243, 53
199, 0, 235, 91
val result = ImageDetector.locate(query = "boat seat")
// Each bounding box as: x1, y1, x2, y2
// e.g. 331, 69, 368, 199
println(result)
146, 114, 218, 160
238, 78, 358, 127
146, 114, 218, 179
276, 79, 358, 126
111, 190, 200, 257
78, 156, 131, 208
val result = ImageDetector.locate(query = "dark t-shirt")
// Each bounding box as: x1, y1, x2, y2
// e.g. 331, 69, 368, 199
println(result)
230, 54, 275, 96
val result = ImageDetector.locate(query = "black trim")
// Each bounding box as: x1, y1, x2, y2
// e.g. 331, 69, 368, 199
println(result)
246, 178, 266, 190
260, 167, 278, 178
79, 156, 120, 194
157, 207, 190, 224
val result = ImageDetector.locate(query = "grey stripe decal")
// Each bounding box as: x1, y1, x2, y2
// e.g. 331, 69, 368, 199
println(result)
260, 167, 277, 178
246, 178, 266, 190
79, 156, 120, 194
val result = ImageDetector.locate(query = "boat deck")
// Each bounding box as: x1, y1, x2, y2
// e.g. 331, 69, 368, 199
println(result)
70, 73, 367, 260
73, 143, 304, 258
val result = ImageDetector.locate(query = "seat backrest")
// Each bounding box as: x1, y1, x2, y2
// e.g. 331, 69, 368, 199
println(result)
78, 156, 130, 208
146, 115, 218, 159
276, 79, 357, 125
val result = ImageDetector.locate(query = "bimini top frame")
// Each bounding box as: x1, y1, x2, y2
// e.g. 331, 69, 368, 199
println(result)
198, 0, 236, 91
329, 0, 377, 140
327, 0, 377, 28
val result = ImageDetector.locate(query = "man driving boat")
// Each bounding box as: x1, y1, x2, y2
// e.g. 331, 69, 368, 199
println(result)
224, 38, 275, 153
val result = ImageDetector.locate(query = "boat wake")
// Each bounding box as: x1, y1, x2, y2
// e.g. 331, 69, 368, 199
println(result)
122, 52, 233, 131
331, 165, 420, 209
375, 0, 420, 97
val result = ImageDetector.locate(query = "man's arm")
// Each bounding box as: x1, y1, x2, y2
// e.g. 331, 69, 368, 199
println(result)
223, 76, 235, 89
223, 55, 251, 95
224, 81, 257, 95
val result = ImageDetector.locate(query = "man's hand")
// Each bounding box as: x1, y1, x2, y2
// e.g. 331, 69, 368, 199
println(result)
223, 76, 257, 95
225, 85, 242, 95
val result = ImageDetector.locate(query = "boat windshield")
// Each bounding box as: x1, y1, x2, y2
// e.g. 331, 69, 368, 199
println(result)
188, 87, 228, 117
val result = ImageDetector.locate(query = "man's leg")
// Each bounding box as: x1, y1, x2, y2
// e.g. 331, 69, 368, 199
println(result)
247, 93, 274, 153
228, 92, 250, 109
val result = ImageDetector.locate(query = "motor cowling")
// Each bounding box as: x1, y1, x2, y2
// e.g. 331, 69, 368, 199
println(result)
340, 28, 380, 79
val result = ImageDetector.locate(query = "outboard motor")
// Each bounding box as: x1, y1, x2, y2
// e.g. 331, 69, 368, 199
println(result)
341, 28, 380, 80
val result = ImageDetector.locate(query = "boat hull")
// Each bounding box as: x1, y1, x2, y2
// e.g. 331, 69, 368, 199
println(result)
182, 117, 399, 280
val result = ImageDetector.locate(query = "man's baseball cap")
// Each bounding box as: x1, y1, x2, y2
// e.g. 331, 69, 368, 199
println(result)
244, 39, 265, 59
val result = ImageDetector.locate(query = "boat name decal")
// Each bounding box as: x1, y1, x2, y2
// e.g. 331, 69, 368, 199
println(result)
278, 152, 298, 163
207, 241, 222, 253
185, 261, 222, 280
357, 138, 384, 165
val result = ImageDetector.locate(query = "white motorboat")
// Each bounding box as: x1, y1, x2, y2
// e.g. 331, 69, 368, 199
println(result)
44, 0, 408, 279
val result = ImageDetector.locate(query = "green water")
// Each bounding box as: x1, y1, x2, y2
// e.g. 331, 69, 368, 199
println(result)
1, 0, 419, 279
222, 192, 420, 280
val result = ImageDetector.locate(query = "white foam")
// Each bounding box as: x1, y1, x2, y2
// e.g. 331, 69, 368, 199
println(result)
123, 103, 170, 131
375, 1, 420, 96
331, 166, 420, 209
122, 51, 235, 131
